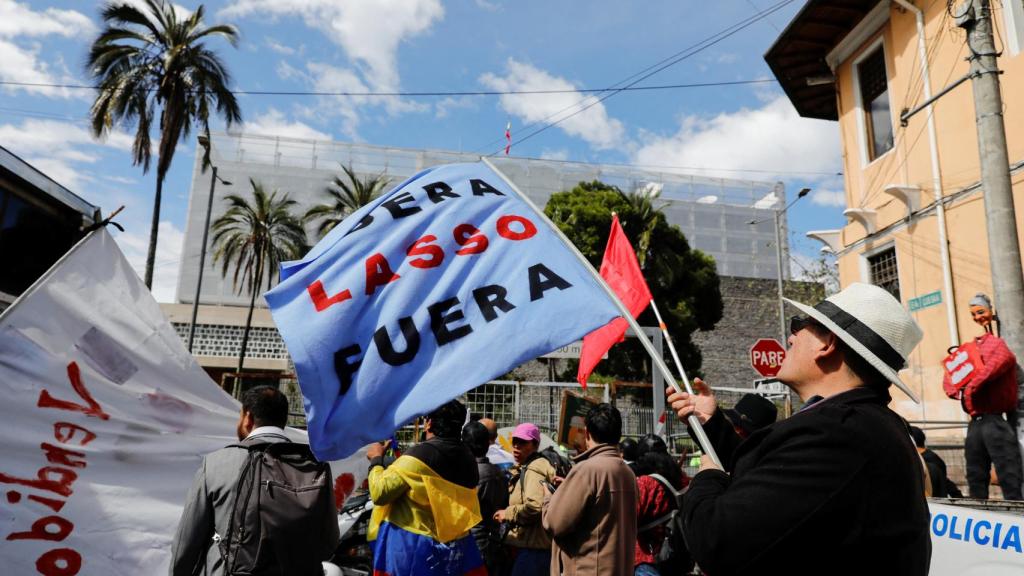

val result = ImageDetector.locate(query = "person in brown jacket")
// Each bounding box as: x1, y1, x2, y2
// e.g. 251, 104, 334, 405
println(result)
543, 403, 637, 576
495, 422, 556, 576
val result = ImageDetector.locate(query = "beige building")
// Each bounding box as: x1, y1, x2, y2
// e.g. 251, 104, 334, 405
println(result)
767, 0, 1024, 430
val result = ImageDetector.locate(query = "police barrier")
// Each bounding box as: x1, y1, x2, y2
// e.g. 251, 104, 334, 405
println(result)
929, 501, 1024, 575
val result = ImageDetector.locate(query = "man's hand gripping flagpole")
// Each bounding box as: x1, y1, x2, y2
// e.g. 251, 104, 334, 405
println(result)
482, 157, 722, 468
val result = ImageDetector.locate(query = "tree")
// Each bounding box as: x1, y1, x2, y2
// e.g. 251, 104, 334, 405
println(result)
545, 181, 723, 381
211, 179, 307, 392
618, 183, 664, 268
303, 164, 392, 239
87, 0, 241, 289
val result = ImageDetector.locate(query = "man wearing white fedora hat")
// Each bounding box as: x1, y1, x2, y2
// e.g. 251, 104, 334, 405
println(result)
667, 283, 930, 574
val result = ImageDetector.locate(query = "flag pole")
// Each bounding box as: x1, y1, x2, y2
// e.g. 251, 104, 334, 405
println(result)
649, 299, 692, 391
481, 157, 721, 467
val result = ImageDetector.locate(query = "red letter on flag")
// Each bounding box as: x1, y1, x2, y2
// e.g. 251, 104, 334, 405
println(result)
577, 215, 652, 387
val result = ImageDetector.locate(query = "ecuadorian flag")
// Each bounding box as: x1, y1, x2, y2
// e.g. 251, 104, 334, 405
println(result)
368, 453, 485, 575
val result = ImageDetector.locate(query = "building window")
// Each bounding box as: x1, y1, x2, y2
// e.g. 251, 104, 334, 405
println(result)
867, 247, 900, 302
857, 47, 894, 160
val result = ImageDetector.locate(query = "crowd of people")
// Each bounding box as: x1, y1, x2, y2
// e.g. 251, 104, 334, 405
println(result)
172, 282, 1005, 575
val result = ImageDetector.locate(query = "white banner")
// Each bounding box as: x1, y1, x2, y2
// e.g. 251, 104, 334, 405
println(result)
929, 501, 1024, 575
0, 230, 366, 575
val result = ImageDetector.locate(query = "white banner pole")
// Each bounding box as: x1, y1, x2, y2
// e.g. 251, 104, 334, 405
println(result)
482, 157, 721, 467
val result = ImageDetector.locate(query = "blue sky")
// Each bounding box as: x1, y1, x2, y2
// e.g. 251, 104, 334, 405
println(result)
1, 0, 846, 301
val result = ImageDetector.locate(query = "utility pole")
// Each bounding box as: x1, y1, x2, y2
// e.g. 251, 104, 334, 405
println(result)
957, 0, 1024, 355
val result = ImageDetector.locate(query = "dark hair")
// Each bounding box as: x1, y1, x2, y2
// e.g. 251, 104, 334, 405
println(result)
908, 426, 926, 449
462, 421, 490, 458
427, 399, 467, 439
637, 434, 668, 459
241, 386, 289, 428
635, 451, 684, 491
585, 403, 622, 445
619, 438, 639, 461
836, 339, 890, 392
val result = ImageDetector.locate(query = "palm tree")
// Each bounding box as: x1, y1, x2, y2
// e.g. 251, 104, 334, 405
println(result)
87, 0, 241, 289
303, 164, 392, 239
211, 179, 307, 393
619, 183, 666, 269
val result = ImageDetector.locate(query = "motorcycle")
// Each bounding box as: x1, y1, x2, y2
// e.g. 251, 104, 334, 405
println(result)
331, 489, 375, 576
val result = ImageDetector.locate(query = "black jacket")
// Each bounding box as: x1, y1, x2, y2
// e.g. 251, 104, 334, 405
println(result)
471, 456, 509, 561
683, 387, 931, 575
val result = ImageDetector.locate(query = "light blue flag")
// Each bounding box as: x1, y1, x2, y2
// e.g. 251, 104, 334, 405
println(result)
265, 162, 621, 460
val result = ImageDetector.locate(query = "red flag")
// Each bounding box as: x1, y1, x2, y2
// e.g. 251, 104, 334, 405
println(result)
577, 214, 653, 387
504, 122, 511, 155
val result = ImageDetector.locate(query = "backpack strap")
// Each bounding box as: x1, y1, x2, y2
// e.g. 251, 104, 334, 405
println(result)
648, 473, 682, 499
639, 509, 677, 532
638, 474, 682, 533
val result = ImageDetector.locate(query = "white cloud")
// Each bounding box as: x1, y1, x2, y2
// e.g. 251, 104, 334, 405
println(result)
117, 0, 192, 20
0, 1, 94, 38
474, 0, 501, 11
236, 108, 333, 141
435, 96, 477, 119
0, 119, 134, 189
480, 59, 625, 150
632, 95, 841, 180
221, 0, 443, 92
540, 148, 570, 161
113, 221, 184, 303
265, 37, 298, 55
0, 1, 94, 99
810, 189, 847, 207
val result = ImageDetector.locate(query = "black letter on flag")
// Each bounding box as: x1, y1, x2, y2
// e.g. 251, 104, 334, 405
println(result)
528, 263, 572, 301
428, 297, 474, 345
334, 344, 362, 396
374, 317, 421, 365
424, 181, 459, 204
473, 285, 516, 322
382, 191, 422, 219
470, 179, 504, 196
351, 213, 374, 233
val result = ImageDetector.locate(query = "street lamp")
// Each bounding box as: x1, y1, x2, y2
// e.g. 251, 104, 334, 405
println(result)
747, 187, 809, 416
748, 188, 811, 357
187, 135, 232, 353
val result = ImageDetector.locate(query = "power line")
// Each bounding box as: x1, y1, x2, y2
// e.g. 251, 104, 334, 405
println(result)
473, 0, 794, 153
0, 78, 776, 97
489, 0, 797, 156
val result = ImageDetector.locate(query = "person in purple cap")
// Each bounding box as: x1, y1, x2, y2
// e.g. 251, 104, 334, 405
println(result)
493, 422, 556, 576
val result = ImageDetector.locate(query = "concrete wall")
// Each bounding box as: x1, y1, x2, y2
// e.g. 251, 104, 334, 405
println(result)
691, 276, 824, 388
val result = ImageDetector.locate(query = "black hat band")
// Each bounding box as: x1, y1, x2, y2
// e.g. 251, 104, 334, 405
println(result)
815, 300, 905, 371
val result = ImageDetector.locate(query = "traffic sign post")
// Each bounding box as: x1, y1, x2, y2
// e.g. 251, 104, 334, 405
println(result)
750, 338, 786, 378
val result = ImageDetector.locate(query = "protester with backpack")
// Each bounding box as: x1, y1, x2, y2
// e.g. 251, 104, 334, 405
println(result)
633, 451, 692, 576
170, 386, 339, 576
494, 422, 556, 576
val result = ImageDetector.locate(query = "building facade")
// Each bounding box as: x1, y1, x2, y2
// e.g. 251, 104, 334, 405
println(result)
169, 133, 803, 383
767, 0, 1024, 428
0, 145, 99, 312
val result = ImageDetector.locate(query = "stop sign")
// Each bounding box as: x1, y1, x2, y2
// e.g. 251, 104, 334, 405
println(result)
750, 338, 786, 378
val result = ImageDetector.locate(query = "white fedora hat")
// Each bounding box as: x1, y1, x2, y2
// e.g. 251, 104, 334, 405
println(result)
783, 283, 924, 403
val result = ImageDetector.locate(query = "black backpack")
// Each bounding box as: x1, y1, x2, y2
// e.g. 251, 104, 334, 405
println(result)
217, 438, 339, 576
641, 473, 694, 574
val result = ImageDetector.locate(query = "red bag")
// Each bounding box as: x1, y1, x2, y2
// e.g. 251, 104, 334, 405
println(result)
942, 341, 985, 399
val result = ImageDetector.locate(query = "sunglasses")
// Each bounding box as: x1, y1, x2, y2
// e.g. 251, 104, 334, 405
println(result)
789, 315, 821, 335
